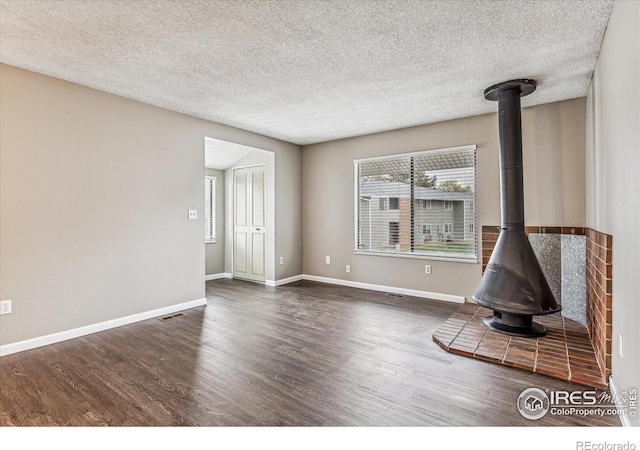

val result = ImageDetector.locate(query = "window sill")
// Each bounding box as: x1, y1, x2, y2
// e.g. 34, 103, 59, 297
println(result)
354, 250, 478, 264
206, 240, 217, 244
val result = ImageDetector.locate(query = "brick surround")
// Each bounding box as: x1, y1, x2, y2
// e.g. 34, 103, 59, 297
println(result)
585, 228, 613, 381
480, 225, 612, 382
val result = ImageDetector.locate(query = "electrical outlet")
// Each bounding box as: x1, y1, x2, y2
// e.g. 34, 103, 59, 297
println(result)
0, 300, 12, 315
425, 265, 432, 274
188, 210, 197, 220
325, 256, 331, 265
346, 265, 351, 273
279, 257, 284, 265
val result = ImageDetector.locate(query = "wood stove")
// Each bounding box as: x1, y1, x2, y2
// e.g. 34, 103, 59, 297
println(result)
473, 79, 561, 337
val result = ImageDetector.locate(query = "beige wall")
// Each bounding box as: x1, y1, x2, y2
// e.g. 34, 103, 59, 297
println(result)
0, 64, 302, 346
275, 140, 303, 281
302, 98, 586, 301
205, 168, 225, 276
586, 0, 639, 426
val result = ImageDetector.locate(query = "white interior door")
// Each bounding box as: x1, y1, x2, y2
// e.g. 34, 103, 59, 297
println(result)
233, 166, 266, 282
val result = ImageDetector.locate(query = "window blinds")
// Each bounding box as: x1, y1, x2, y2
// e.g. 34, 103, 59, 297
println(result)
354, 146, 476, 260
205, 176, 216, 241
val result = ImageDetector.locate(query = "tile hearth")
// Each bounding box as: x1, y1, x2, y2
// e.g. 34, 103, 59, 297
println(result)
433, 304, 606, 389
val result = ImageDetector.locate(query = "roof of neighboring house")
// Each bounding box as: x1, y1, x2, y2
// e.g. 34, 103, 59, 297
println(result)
359, 180, 474, 201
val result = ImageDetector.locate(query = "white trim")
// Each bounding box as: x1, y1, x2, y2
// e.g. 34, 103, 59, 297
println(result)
609, 376, 631, 427
354, 250, 478, 264
0, 298, 207, 357
354, 144, 476, 163
205, 272, 230, 281
302, 274, 465, 304
272, 275, 304, 286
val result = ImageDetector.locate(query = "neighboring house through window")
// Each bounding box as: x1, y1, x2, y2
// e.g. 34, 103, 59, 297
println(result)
354, 145, 477, 260
389, 222, 399, 245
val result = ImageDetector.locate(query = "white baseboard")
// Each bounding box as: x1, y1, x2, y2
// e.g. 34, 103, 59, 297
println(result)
0, 297, 207, 358
269, 275, 304, 287
301, 274, 465, 304
609, 376, 631, 427
205, 272, 231, 281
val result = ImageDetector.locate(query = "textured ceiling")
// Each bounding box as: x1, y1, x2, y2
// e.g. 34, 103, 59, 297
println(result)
0, 0, 613, 145
205, 137, 253, 170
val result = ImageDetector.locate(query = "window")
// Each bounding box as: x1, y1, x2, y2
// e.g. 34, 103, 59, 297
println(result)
389, 222, 399, 245
205, 176, 216, 242
469, 223, 475, 234
354, 145, 476, 260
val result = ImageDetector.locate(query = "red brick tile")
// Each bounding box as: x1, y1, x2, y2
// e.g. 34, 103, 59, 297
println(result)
562, 227, 585, 235
570, 373, 607, 390
535, 365, 570, 379
503, 358, 536, 371
433, 303, 608, 389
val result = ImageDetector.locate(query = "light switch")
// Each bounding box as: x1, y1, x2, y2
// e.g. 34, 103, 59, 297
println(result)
188, 210, 197, 220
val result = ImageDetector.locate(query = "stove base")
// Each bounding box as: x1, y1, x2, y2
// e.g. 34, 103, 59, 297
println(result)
482, 311, 547, 338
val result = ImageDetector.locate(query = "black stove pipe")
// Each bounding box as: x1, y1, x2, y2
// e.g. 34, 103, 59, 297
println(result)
498, 87, 525, 229
473, 79, 561, 338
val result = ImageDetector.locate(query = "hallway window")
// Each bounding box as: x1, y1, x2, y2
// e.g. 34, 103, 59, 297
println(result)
205, 176, 216, 242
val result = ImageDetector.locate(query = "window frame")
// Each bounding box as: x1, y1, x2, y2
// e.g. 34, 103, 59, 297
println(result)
205, 175, 217, 243
353, 144, 477, 263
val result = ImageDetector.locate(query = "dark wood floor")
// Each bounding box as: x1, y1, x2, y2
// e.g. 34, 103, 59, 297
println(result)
0, 279, 619, 426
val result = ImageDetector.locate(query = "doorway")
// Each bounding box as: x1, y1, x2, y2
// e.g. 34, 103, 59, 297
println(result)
233, 165, 266, 282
